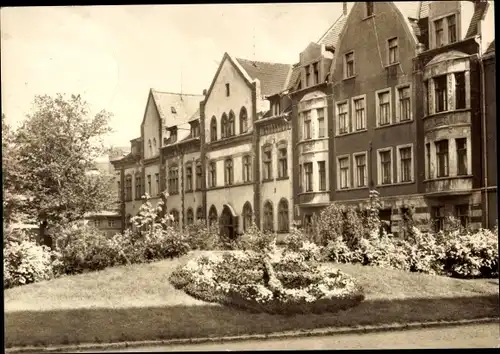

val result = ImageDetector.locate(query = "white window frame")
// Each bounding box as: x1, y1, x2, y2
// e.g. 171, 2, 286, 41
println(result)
387, 37, 399, 65
353, 151, 368, 188
395, 84, 412, 122
375, 87, 392, 127
336, 154, 351, 190
351, 94, 367, 131
344, 51, 355, 79
396, 143, 414, 183
336, 100, 350, 135
377, 147, 394, 186
317, 107, 326, 138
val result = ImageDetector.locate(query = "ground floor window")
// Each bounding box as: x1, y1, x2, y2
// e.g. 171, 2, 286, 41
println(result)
432, 206, 445, 232
455, 204, 470, 229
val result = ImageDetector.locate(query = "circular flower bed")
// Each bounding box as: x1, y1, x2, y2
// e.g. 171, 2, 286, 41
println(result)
169, 249, 365, 315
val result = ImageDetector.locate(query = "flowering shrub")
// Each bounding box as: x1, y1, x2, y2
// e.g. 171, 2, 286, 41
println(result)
185, 221, 220, 250
4, 239, 61, 288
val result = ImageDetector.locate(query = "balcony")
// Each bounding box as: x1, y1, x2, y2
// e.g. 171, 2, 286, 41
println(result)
297, 191, 330, 207
424, 175, 473, 197
297, 138, 329, 155
423, 109, 471, 133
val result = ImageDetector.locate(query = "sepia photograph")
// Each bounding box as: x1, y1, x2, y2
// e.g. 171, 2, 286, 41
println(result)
2, 1, 498, 352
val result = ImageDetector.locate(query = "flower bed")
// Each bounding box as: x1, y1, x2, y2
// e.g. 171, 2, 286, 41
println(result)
169, 250, 365, 315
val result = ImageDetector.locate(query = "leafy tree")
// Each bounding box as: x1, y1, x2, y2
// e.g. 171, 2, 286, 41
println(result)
8, 94, 115, 246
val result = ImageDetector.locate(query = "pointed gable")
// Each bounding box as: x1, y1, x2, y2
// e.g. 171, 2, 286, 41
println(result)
317, 14, 347, 49
235, 58, 292, 96
150, 90, 203, 128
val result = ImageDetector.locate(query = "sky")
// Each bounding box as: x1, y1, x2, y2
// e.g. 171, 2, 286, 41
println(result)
1, 3, 345, 148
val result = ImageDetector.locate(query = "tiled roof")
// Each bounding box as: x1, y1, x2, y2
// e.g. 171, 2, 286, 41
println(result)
150, 90, 203, 128
466, 0, 489, 38
485, 40, 495, 54
394, 2, 421, 20
286, 64, 301, 91
235, 58, 292, 96
317, 14, 347, 49
418, 1, 430, 18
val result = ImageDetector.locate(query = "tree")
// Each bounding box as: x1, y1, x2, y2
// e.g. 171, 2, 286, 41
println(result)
9, 94, 115, 246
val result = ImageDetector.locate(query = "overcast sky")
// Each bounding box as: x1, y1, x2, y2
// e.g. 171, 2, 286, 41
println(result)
1, 3, 345, 148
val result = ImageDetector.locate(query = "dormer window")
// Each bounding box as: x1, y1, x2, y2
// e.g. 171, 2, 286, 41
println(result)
305, 67, 311, 87
447, 15, 457, 44
171, 106, 177, 114
313, 63, 319, 85
435, 19, 444, 47
191, 122, 200, 138
366, 2, 374, 17
170, 128, 178, 143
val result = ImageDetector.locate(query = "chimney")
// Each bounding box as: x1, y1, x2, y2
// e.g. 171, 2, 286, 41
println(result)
343, 2, 347, 15
203, 89, 207, 96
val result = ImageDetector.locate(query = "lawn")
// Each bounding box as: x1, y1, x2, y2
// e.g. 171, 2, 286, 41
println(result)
5, 251, 499, 348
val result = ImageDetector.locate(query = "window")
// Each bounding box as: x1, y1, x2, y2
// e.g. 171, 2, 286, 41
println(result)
170, 128, 178, 143
221, 113, 228, 139
455, 72, 466, 109
240, 107, 248, 134
298, 165, 303, 192
318, 161, 326, 191
338, 157, 350, 189
378, 91, 391, 126
208, 161, 216, 188
242, 155, 252, 182
185, 164, 193, 191
171, 106, 177, 114
306, 66, 311, 87
278, 147, 288, 178
186, 208, 194, 225
225, 83, 230, 97
399, 146, 412, 182
298, 113, 303, 141
426, 143, 431, 179
434, 75, 447, 113
108, 220, 115, 228
424, 80, 430, 116
168, 166, 179, 194
135, 175, 142, 200
117, 181, 121, 200
303, 111, 312, 139
195, 160, 202, 190
353, 97, 365, 130
355, 153, 367, 187
398, 86, 411, 121
455, 205, 469, 228
242, 202, 253, 232
313, 62, 319, 85
304, 162, 313, 192
155, 173, 159, 195
447, 15, 456, 44
317, 108, 326, 137
262, 145, 272, 180
263, 201, 274, 232
456, 138, 467, 175
366, 2, 374, 17
208, 206, 218, 226
435, 18, 444, 47
171, 209, 180, 225
304, 214, 314, 236
228, 111, 235, 137
388, 37, 398, 64
196, 207, 203, 221
147, 175, 151, 195
94, 220, 101, 228
345, 51, 355, 78
379, 149, 392, 185
278, 199, 289, 232
191, 122, 200, 138
435, 140, 449, 177
125, 175, 132, 201
338, 102, 349, 134
224, 158, 233, 186
210, 116, 217, 141
432, 206, 445, 232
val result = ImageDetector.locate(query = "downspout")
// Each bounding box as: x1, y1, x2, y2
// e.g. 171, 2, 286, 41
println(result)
479, 53, 489, 228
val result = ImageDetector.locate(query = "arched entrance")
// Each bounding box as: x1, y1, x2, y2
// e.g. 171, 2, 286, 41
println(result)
220, 204, 237, 240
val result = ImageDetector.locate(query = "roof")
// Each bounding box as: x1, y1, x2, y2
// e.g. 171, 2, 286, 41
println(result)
466, 0, 489, 38
419, 1, 430, 18
286, 64, 301, 91
150, 90, 203, 128
485, 40, 495, 54
235, 58, 292, 96
317, 14, 347, 49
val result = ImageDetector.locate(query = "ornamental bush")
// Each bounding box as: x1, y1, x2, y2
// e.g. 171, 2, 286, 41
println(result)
185, 221, 220, 250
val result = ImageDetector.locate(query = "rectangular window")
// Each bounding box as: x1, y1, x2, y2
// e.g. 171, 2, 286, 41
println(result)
435, 18, 444, 47
196, 162, 202, 189
278, 148, 288, 178
354, 97, 365, 130
208, 162, 216, 188
155, 173, 159, 195
338, 102, 349, 134
117, 181, 121, 200
147, 175, 151, 195
456, 138, 467, 175
338, 157, 350, 189
306, 66, 311, 87
436, 140, 449, 177
317, 108, 326, 137
345, 51, 355, 78
298, 164, 303, 192
135, 176, 141, 200
399, 147, 412, 182
224, 159, 233, 186
455, 204, 469, 228
434, 75, 448, 113
455, 72, 466, 109
355, 154, 367, 187
263, 148, 272, 180
378, 91, 391, 126
425, 80, 431, 115
243, 155, 252, 182
108, 220, 115, 228
304, 162, 313, 192
388, 37, 399, 64
432, 206, 445, 232
313, 62, 319, 85
426, 143, 431, 179
318, 161, 326, 191
447, 15, 457, 44
298, 113, 303, 141
379, 150, 392, 185
186, 166, 193, 191
225, 83, 230, 97
398, 86, 411, 121
304, 111, 312, 139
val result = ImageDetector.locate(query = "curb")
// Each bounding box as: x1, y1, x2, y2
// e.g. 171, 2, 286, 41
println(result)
6, 317, 499, 353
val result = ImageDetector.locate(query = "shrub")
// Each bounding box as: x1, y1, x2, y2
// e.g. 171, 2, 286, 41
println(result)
323, 238, 356, 264
4, 238, 60, 288
354, 231, 410, 271
343, 206, 365, 249
185, 221, 220, 250
403, 227, 445, 275
314, 204, 344, 246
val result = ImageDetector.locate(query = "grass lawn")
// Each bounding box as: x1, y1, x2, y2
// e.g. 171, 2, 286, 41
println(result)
5, 251, 499, 348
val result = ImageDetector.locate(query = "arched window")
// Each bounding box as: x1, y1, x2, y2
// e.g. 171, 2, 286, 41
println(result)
135, 173, 142, 200
278, 198, 289, 232
210, 116, 217, 142
170, 209, 180, 225
196, 207, 204, 221
242, 202, 253, 232
208, 205, 218, 226
148, 139, 152, 157
186, 208, 194, 225
208, 161, 217, 188
240, 106, 248, 134
262, 144, 273, 181
263, 201, 274, 232
242, 155, 252, 182
195, 160, 202, 190
221, 113, 228, 139
228, 110, 235, 137
153, 138, 157, 154
168, 164, 179, 194
224, 158, 233, 186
